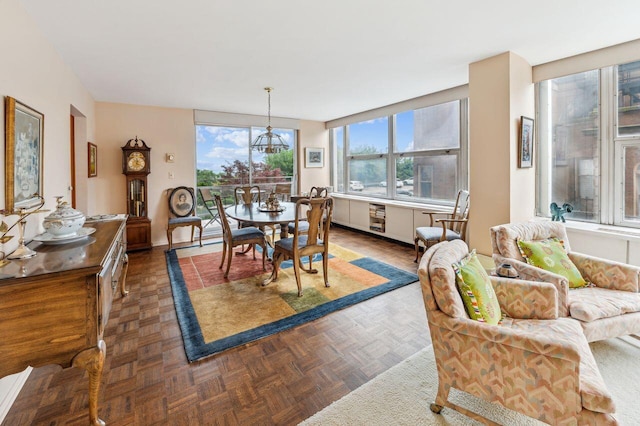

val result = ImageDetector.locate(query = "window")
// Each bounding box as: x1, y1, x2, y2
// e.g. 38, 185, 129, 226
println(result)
331, 99, 468, 205
537, 59, 640, 228
195, 124, 295, 212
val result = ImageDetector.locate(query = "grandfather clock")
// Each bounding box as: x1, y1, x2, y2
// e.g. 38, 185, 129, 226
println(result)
122, 136, 152, 251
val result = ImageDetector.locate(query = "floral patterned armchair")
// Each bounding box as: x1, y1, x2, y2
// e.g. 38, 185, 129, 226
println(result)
491, 221, 640, 342
418, 240, 617, 424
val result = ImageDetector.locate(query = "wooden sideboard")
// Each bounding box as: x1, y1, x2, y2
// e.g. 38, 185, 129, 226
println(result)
0, 218, 128, 425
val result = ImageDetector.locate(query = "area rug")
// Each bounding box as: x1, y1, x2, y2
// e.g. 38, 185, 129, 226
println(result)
300, 336, 640, 425
166, 242, 418, 362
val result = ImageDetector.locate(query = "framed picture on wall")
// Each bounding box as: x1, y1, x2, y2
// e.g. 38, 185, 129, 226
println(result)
88, 142, 97, 177
518, 116, 534, 168
4, 96, 44, 210
305, 147, 324, 168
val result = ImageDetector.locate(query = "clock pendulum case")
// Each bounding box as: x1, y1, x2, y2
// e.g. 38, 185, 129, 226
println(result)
122, 136, 152, 251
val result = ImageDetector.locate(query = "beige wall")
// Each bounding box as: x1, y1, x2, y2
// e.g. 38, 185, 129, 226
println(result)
468, 52, 535, 255
0, 0, 95, 254
298, 120, 330, 192
96, 106, 330, 248
95, 103, 195, 247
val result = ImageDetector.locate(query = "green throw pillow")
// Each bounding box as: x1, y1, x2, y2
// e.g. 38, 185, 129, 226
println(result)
452, 250, 502, 325
517, 237, 586, 289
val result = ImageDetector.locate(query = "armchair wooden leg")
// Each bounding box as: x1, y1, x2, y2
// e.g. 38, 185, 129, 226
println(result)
414, 237, 420, 262
167, 229, 173, 251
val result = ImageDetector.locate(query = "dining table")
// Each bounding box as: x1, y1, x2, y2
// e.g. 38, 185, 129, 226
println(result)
224, 201, 297, 240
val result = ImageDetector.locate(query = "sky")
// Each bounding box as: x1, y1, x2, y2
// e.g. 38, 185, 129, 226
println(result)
196, 125, 295, 172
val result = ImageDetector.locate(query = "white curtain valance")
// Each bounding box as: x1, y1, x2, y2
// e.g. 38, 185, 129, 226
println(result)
194, 109, 300, 130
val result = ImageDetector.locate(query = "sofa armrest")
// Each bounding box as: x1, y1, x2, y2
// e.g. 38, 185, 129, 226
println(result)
493, 254, 570, 316
491, 276, 558, 319
569, 251, 640, 293
429, 310, 581, 362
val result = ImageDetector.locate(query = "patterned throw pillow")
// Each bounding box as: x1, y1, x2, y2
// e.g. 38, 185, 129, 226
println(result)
517, 237, 587, 289
452, 250, 502, 325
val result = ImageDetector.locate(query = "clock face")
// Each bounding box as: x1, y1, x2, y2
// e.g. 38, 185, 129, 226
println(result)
127, 152, 146, 172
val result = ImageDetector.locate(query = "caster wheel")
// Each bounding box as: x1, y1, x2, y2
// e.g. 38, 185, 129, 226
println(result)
430, 403, 443, 414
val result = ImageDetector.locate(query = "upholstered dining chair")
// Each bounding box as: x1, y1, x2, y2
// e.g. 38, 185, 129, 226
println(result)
234, 185, 261, 205
418, 240, 617, 424
233, 184, 276, 244
214, 195, 267, 278
414, 189, 470, 262
286, 186, 330, 236
166, 186, 203, 250
270, 196, 333, 297
198, 187, 220, 228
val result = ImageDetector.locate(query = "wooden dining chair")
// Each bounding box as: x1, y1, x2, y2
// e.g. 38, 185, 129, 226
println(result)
234, 185, 261, 205
287, 187, 329, 235
234, 185, 278, 245
166, 186, 203, 251
414, 189, 470, 262
270, 196, 333, 296
214, 195, 267, 278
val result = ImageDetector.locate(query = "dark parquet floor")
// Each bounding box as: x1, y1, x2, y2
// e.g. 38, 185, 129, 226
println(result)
3, 226, 432, 425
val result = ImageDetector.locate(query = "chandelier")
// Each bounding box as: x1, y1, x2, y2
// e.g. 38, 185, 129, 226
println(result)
251, 87, 289, 154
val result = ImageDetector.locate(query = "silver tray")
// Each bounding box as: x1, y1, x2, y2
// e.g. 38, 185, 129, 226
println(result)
33, 227, 96, 245
258, 204, 285, 213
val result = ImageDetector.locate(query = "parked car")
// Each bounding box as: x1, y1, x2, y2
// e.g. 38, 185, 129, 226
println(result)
380, 180, 403, 188
349, 180, 364, 191
403, 179, 414, 185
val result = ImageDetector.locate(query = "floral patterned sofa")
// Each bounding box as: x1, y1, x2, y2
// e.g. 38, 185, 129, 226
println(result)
491, 221, 640, 342
418, 239, 617, 424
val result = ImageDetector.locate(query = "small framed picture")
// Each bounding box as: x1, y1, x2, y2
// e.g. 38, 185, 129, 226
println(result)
88, 142, 97, 177
169, 186, 195, 217
305, 147, 324, 168
518, 116, 534, 168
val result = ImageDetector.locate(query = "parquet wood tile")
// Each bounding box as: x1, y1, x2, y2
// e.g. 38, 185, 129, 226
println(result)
3, 226, 431, 425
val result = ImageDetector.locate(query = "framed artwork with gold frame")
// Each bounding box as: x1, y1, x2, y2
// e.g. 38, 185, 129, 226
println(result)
4, 96, 44, 211
88, 142, 97, 177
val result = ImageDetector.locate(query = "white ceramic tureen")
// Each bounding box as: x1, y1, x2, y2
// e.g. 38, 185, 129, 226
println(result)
42, 196, 86, 238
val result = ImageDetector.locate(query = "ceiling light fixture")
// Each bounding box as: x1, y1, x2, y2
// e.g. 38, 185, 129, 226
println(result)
251, 87, 289, 154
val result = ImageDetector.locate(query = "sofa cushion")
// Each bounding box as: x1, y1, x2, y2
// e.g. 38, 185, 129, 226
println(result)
517, 237, 587, 288
453, 250, 502, 325
502, 317, 615, 414
569, 286, 640, 322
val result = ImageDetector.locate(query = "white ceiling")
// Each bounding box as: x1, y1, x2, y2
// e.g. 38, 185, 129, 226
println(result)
18, 0, 640, 122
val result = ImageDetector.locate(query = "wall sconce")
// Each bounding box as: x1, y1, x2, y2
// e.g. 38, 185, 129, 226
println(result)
166, 153, 175, 163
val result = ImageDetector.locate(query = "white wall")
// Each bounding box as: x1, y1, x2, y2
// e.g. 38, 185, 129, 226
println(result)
0, 0, 95, 254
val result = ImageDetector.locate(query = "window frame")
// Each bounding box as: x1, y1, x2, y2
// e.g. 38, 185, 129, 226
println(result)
536, 60, 640, 229
331, 98, 469, 206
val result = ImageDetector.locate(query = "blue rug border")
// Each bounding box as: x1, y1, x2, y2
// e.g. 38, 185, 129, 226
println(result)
165, 243, 418, 362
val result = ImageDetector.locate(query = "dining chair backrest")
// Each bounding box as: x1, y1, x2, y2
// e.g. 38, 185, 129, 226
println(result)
309, 187, 328, 198
292, 196, 333, 248
450, 190, 470, 236
234, 185, 261, 205
214, 194, 233, 240
274, 183, 291, 201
